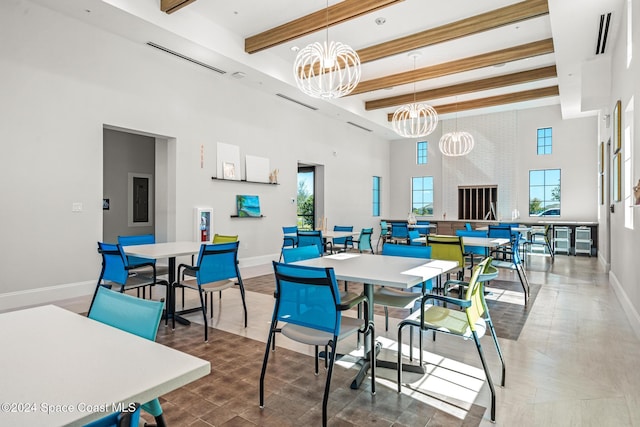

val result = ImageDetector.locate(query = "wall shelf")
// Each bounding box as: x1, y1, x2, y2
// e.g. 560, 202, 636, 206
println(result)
212, 177, 278, 185
230, 215, 265, 218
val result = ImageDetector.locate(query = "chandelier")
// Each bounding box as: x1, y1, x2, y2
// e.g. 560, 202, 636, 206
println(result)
293, 2, 360, 99
391, 53, 438, 138
439, 131, 475, 156
439, 97, 475, 156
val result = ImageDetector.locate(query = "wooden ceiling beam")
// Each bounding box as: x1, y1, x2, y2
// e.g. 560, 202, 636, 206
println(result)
351, 38, 554, 96
366, 65, 557, 110
358, 0, 549, 64
161, 0, 198, 14
386, 86, 560, 120
245, 0, 404, 54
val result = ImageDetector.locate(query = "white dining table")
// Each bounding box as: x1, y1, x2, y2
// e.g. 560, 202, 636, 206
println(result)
123, 241, 203, 325
412, 236, 510, 247
291, 253, 458, 388
0, 305, 210, 427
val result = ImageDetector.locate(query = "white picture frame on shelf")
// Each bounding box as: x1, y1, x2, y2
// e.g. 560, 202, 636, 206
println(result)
223, 162, 236, 180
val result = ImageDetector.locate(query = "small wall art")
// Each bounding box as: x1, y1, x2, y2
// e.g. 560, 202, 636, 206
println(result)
236, 195, 261, 217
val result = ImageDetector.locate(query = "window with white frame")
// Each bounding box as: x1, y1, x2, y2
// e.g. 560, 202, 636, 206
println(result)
537, 127, 552, 155
529, 169, 560, 216
372, 176, 380, 217
412, 176, 433, 215
417, 141, 428, 164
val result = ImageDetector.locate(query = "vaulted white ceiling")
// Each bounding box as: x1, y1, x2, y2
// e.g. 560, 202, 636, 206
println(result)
32, 0, 623, 139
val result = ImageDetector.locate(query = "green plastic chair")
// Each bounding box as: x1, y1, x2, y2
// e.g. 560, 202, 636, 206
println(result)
212, 233, 238, 243
397, 257, 505, 423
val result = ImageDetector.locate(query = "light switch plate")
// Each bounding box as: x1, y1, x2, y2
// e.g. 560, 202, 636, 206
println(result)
72, 202, 83, 212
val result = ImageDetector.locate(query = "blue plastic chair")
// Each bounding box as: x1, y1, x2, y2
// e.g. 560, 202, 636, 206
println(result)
352, 228, 374, 253
332, 225, 354, 252
83, 403, 141, 427
376, 220, 390, 251
488, 226, 530, 304
282, 245, 320, 263
408, 229, 422, 246
260, 262, 375, 427
279, 226, 298, 262
297, 230, 331, 255
175, 241, 247, 342
390, 222, 409, 244
91, 242, 167, 312
415, 220, 431, 236
88, 287, 165, 426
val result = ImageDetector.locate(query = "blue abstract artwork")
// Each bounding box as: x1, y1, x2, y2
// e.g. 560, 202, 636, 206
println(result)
236, 195, 261, 217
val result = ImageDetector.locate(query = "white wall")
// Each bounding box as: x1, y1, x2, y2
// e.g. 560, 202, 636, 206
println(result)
605, 0, 640, 331
389, 106, 598, 222
0, 0, 390, 309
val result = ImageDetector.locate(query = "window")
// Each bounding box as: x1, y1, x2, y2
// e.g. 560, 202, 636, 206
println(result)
537, 127, 552, 155
411, 176, 433, 215
372, 176, 380, 217
297, 167, 315, 230
529, 169, 560, 216
417, 141, 428, 164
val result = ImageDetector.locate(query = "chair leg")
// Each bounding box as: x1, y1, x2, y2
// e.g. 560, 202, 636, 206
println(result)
471, 331, 497, 422
314, 346, 320, 375
322, 340, 337, 427
384, 306, 389, 331
238, 280, 248, 328
197, 289, 208, 342
259, 324, 276, 409
486, 318, 506, 387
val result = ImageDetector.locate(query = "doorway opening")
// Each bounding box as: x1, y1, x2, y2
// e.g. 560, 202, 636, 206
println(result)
297, 166, 315, 230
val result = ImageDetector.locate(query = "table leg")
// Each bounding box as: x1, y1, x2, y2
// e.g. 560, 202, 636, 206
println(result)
166, 257, 191, 327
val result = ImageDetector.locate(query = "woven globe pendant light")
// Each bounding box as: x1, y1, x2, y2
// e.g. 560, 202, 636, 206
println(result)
391, 103, 438, 138
439, 131, 475, 156
293, 40, 361, 99
391, 52, 438, 138
293, 1, 360, 99
439, 97, 475, 156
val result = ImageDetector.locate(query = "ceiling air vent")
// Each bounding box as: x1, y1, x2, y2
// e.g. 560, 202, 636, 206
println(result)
146, 42, 226, 75
347, 121, 373, 132
596, 12, 611, 55
275, 94, 318, 111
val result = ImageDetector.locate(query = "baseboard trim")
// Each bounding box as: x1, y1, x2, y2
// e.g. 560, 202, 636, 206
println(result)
609, 271, 640, 342
0, 280, 95, 313
239, 253, 279, 268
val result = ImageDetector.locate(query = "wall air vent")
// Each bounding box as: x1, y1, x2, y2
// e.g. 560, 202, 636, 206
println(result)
347, 121, 373, 132
146, 42, 226, 75
596, 12, 611, 55
275, 93, 318, 111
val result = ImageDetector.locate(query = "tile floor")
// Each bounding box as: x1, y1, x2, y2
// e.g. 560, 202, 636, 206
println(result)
55, 254, 640, 426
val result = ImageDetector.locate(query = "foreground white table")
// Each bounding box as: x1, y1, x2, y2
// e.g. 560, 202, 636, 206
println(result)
292, 253, 458, 388
0, 305, 210, 427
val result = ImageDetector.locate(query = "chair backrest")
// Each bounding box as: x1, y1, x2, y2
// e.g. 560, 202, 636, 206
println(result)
390, 223, 408, 238
297, 230, 324, 254
456, 229, 488, 255
282, 226, 298, 234
195, 241, 241, 284
357, 228, 373, 251
426, 235, 465, 265
414, 220, 430, 236
282, 245, 320, 263
282, 226, 298, 248
408, 229, 421, 245
97, 242, 130, 285
117, 234, 155, 267
88, 286, 164, 341
382, 243, 431, 259
212, 234, 238, 243
333, 225, 353, 245
487, 224, 512, 240
272, 261, 341, 335
380, 220, 389, 236
465, 223, 472, 231
464, 257, 492, 330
